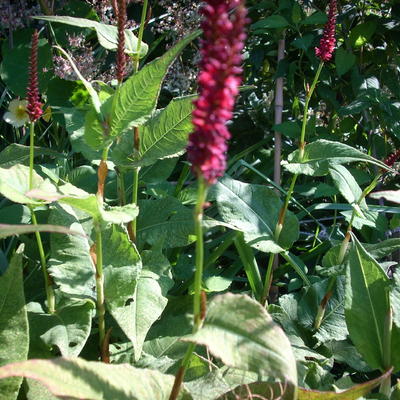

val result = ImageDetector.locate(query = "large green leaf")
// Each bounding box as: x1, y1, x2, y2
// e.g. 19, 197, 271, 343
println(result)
130, 250, 174, 361
297, 368, 391, 399
298, 277, 348, 343
344, 235, 390, 371
35, 16, 148, 57
214, 176, 299, 253
185, 293, 297, 386
102, 225, 142, 341
0, 224, 85, 239
329, 165, 366, 213
0, 358, 191, 400
0, 144, 63, 168
27, 300, 94, 358
111, 96, 194, 168
0, 164, 57, 205
108, 31, 199, 140
0, 245, 29, 400
137, 197, 196, 249
283, 140, 390, 176
48, 203, 96, 299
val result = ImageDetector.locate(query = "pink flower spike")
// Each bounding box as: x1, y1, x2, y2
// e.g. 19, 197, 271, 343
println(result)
187, 0, 248, 185
26, 30, 43, 122
315, 0, 337, 62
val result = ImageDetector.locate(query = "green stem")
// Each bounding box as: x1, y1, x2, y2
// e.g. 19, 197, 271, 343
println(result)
380, 308, 393, 396
168, 178, 208, 400
205, 231, 237, 269
314, 173, 381, 329
29, 122, 55, 313
29, 122, 35, 190
133, 0, 148, 72
261, 253, 275, 306
234, 232, 263, 300
31, 209, 55, 314
299, 62, 323, 159
95, 223, 106, 355
130, 166, 140, 241
174, 163, 191, 197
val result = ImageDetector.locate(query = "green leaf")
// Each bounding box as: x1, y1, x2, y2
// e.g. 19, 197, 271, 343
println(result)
0, 29, 53, 97
0, 358, 190, 400
108, 31, 199, 141
298, 277, 348, 343
345, 235, 390, 370
335, 47, 356, 76
0, 245, 29, 400
27, 300, 94, 357
273, 121, 301, 139
137, 197, 196, 249
284, 140, 390, 176
349, 21, 377, 48
0, 144, 63, 168
48, 203, 96, 299
103, 225, 142, 341
0, 224, 85, 239
370, 190, 400, 204
185, 293, 297, 385
300, 11, 327, 25
0, 165, 58, 205
329, 164, 366, 213
214, 176, 299, 253
35, 16, 148, 57
130, 250, 174, 361
111, 96, 194, 168
297, 369, 392, 399
252, 15, 290, 30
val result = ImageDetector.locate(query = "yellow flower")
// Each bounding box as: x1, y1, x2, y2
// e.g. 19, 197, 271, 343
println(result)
3, 99, 29, 127
42, 106, 52, 122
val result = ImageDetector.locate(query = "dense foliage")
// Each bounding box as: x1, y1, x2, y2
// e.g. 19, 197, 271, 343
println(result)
0, 0, 399, 399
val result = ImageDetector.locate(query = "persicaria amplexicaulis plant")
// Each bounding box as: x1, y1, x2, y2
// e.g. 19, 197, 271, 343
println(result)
187, 0, 248, 185
315, 0, 337, 62
27, 29, 43, 122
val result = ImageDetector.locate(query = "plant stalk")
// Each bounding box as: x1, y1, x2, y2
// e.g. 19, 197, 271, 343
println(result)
29, 122, 55, 313
133, 0, 149, 72
95, 223, 106, 359
168, 177, 208, 400
314, 173, 381, 329
261, 62, 324, 305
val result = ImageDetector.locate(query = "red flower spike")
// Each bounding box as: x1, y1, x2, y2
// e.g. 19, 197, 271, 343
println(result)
26, 30, 43, 122
187, 0, 248, 185
384, 149, 400, 168
315, 0, 337, 62
116, 0, 127, 83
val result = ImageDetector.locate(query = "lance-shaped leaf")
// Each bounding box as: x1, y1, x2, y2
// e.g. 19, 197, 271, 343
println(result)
48, 203, 95, 299
0, 358, 191, 400
34, 16, 148, 57
214, 176, 299, 253
345, 235, 390, 371
111, 96, 194, 168
0, 164, 57, 205
0, 144, 63, 168
108, 31, 199, 140
103, 225, 142, 342
184, 293, 297, 386
0, 245, 29, 400
0, 224, 85, 239
370, 190, 400, 204
297, 368, 392, 399
130, 249, 174, 361
283, 140, 391, 176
